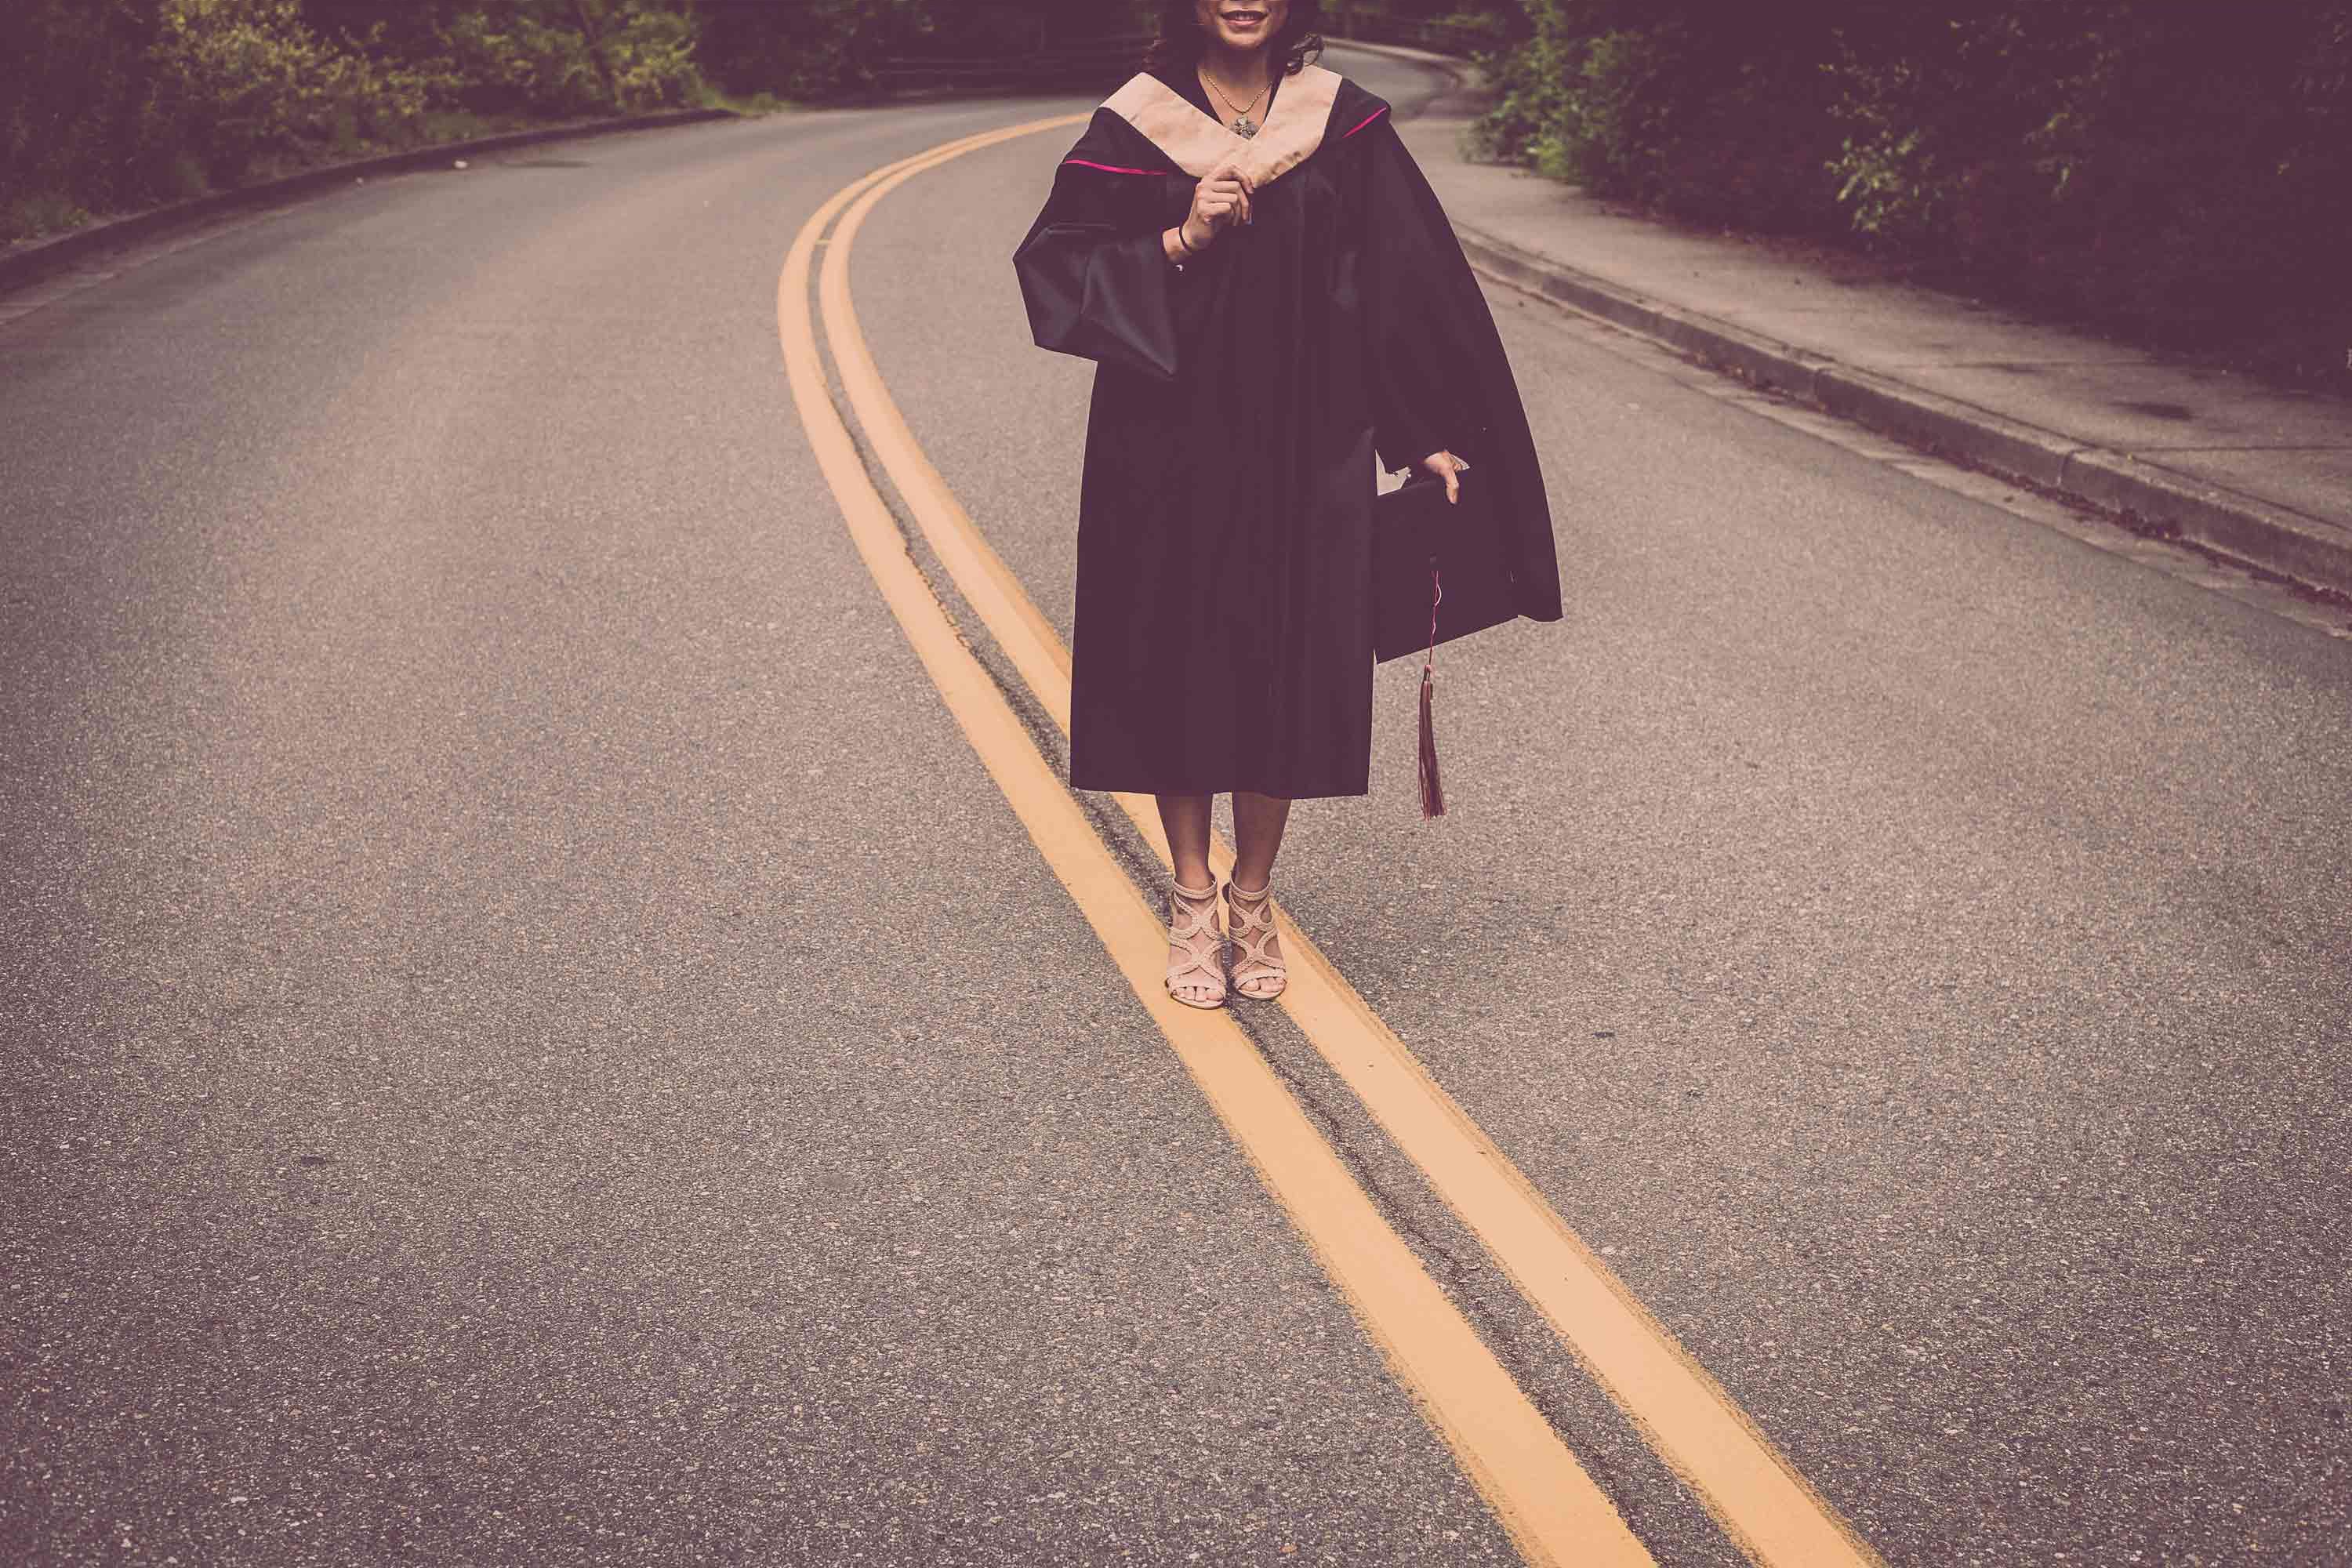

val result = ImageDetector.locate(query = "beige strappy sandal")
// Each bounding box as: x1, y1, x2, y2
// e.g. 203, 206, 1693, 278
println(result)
1165, 878, 1228, 1009
1222, 878, 1287, 1001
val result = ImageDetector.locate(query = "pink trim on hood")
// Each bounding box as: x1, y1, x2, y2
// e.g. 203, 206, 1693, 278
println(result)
1062, 158, 1161, 176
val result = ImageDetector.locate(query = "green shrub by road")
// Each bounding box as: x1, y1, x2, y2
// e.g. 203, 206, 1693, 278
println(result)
16, 0, 2340, 390
1466, 0, 2352, 386
0, 0, 1142, 246
2, 0, 719, 243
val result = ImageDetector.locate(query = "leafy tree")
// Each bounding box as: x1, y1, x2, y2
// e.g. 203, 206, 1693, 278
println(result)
2, 0, 169, 223
1473, 0, 2352, 381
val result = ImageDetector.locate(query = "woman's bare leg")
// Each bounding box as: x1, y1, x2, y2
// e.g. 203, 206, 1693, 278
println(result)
1154, 793, 1222, 1006
1156, 793, 1215, 891
1230, 791, 1292, 894
1222, 791, 1291, 998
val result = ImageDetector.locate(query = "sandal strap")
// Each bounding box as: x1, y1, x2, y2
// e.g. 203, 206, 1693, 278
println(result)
1167, 881, 1227, 999
1222, 880, 1284, 974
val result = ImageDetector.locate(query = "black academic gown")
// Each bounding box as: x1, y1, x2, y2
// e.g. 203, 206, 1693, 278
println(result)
1012, 57, 1560, 800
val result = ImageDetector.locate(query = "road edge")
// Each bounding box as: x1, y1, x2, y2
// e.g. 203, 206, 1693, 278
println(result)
0, 107, 738, 295
1324, 38, 2352, 599
1454, 224, 2352, 597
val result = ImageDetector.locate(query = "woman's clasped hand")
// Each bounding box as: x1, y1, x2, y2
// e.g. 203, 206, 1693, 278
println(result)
1180, 154, 1255, 252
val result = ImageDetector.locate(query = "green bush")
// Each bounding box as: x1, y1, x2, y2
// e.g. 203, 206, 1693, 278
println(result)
694, 0, 931, 100
1476, 9, 1842, 230
1473, 0, 2352, 382
423, 3, 699, 115
1817, 4, 2352, 370
1, 0, 169, 230
0, 0, 1181, 241
1465, 9, 1570, 166
144, 0, 431, 183
430, 9, 608, 117
604, 6, 702, 108
1823, 14, 2084, 253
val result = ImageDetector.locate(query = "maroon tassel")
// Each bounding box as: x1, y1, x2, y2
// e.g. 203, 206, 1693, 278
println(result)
1417, 565, 1446, 818
1417, 665, 1446, 818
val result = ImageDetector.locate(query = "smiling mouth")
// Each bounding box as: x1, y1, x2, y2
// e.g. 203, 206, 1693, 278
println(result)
1221, 9, 1269, 26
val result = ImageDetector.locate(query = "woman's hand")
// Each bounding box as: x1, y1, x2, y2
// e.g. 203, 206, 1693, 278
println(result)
1419, 449, 1471, 504
1182, 154, 1255, 251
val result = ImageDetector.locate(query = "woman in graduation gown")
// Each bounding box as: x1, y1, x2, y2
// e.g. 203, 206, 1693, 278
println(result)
1012, 0, 1561, 1009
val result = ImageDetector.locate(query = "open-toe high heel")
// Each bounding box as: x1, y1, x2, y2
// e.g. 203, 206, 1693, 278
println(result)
1165, 878, 1228, 1009
1221, 877, 1287, 1001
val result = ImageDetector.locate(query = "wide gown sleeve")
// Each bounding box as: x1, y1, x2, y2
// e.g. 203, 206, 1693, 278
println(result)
1355, 116, 1459, 475
1013, 131, 1197, 385
1352, 109, 1566, 622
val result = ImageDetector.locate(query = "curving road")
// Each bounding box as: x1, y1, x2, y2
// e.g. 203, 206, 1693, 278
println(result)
4, 47, 2347, 1568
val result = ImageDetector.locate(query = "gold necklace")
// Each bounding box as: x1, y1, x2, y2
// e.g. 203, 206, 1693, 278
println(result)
1200, 66, 1270, 139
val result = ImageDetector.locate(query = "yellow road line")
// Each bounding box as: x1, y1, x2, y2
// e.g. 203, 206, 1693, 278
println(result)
817, 122, 1886, 1568
779, 132, 1653, 1568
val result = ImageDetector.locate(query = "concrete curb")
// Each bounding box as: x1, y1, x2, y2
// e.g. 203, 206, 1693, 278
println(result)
1454, 225, 2352, 597
0, 107, 735, 294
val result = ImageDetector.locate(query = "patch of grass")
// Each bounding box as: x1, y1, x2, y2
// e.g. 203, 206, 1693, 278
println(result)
164, 151, 210, 201
416, 108, 510, 145
2, 192, 95, 244
699, 86, 796, 115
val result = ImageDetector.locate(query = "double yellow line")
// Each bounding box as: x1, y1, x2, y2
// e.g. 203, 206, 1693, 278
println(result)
777, 117, 1885, 1568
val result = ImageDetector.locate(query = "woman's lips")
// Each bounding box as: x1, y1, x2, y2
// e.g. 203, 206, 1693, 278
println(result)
1222, 10, 1267, 29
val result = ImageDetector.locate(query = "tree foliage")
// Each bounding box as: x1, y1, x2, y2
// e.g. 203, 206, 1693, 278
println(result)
1473, 0, 2352, 381
1, 0, 720, 236
1, 0, 1167, 238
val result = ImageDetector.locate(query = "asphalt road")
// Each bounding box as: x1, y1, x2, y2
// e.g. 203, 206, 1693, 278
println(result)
5, 46, 2348, 1568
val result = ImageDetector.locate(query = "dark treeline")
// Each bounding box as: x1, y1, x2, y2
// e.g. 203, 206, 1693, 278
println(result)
0, 0, 1148, 241
11, 1, 2346, 381
1465, 0, 2352, 383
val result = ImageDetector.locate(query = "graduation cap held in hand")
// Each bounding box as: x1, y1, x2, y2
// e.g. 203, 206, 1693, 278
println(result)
1371, 468, 1519, 819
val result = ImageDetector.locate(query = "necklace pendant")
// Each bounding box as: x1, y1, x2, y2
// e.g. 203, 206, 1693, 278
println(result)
1231, 115, 1258, 140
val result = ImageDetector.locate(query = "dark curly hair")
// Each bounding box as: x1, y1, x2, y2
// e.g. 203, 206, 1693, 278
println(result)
1144, 1, 1326, 78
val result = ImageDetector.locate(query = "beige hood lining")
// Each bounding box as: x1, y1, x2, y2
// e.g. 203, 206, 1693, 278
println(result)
1100, 64, 1343, 186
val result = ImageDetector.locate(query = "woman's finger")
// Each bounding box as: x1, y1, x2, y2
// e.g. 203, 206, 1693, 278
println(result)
1425, 452, 1461, 504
